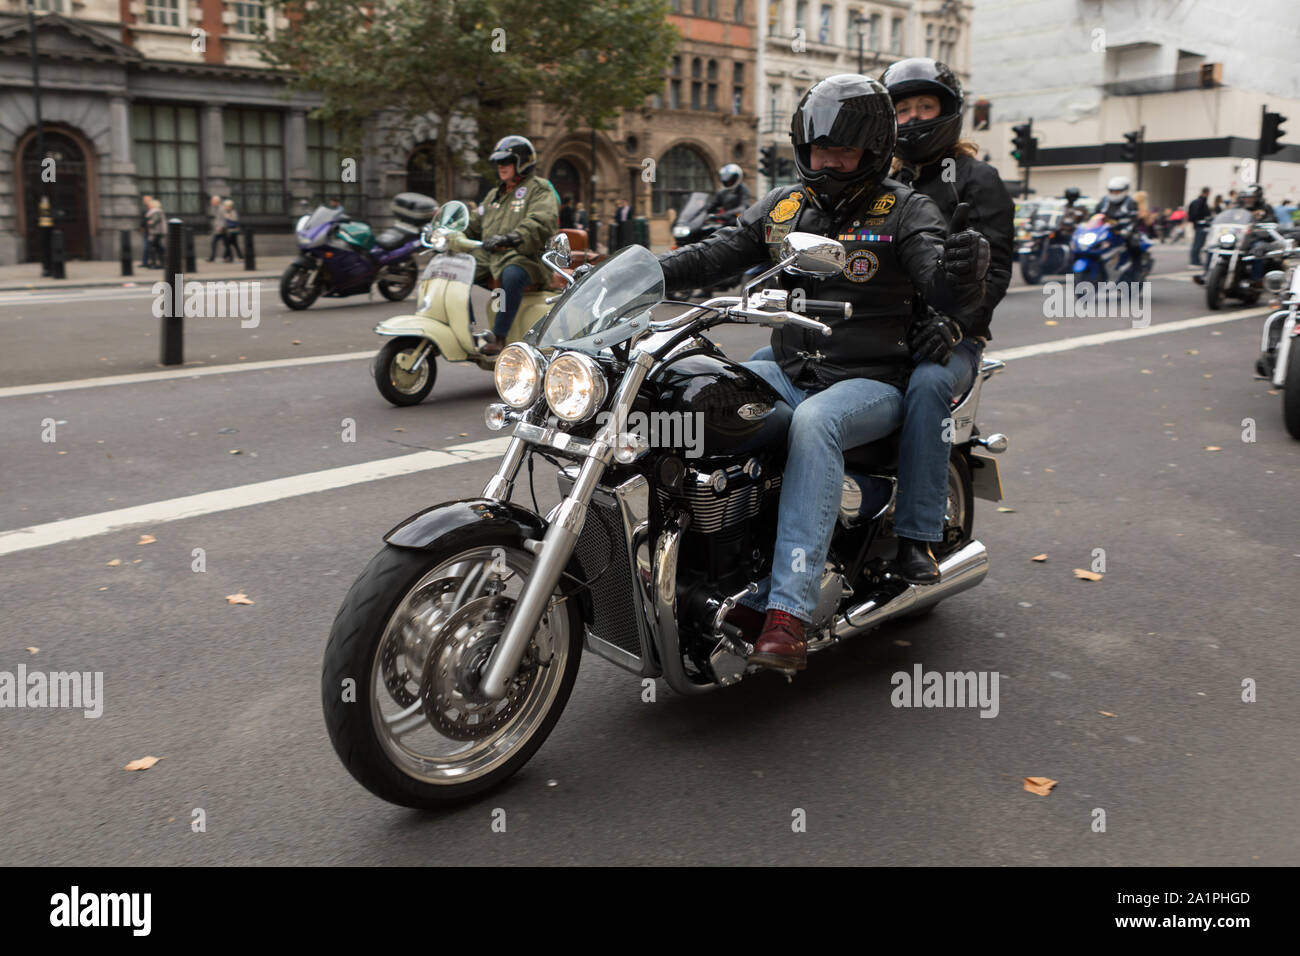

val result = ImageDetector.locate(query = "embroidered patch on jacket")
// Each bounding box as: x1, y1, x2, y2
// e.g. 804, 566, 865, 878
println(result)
769, 191, 803, 224
862, 216, 887, 225
868, 193, 896, 216
843, 249, 880, 283
836, 231, 893, 242
514, 186, 527, 199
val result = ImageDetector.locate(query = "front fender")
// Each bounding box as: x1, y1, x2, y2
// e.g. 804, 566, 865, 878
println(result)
384, 498, 594, 618
375, 314, 463, 360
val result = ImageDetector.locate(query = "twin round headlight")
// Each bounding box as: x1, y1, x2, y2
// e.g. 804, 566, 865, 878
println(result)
493, 344, 607, 422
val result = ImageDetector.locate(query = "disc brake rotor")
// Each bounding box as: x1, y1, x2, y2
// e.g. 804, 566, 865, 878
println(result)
419, 594, 540, 742
380, 578, 461, 707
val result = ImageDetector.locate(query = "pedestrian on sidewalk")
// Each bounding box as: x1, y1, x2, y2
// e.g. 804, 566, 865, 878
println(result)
221, 200, 243, 261
145, 198, 167, 268
1188, 187, 1211, 265
207, 195, 224, 261
140, 194, 154, 268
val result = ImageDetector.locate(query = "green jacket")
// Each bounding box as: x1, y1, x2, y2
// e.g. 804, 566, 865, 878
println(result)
467, 171, 561, 287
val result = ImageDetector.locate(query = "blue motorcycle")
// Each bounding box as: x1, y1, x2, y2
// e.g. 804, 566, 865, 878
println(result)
279, 192, 437, 310
1069, 213, 1153, 291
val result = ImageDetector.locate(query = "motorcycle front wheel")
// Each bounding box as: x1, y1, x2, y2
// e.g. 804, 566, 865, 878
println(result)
322, 540, 584, 807
377, 260, 418, 302
280, 262, 323, 310
1020, 254, 1043, 285
1285, 349, 1300, 440
1205, 261, 1226, 310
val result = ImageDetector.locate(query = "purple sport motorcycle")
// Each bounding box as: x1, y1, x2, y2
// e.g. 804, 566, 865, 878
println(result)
279, 192, 438, 310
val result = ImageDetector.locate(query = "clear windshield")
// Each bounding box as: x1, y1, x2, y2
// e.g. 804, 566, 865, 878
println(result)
525, 244, 664, 352
1211, 209, 1252, 227
302, 206, 344, 233
674, 192, 711, 229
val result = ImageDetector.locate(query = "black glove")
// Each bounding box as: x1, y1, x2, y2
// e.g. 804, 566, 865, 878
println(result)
909, 310, 963, 366
941, 203, 990, 284
482, 232, 523, 252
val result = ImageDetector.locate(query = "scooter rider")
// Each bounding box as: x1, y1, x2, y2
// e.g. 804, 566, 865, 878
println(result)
880, 56, 1014, 584
657, 74, 989, 674
708, 163, 753, 220
465, 135, 560, 357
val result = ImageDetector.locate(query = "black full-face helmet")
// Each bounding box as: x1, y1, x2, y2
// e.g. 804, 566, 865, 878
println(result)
488, 135, 537, 176
1064, 187, 1081, 203
1239, 184, 1264, 209
879, 57, 964, 165
790, 74, 897, 218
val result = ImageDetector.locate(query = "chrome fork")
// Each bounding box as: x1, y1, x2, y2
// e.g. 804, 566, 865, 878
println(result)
478, 349, 656, 700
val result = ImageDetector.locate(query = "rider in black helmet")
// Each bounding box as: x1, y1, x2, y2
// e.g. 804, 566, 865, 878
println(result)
657, 73, 990, 675
709, 163, 754, 219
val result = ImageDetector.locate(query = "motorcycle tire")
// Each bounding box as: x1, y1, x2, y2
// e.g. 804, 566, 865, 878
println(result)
1020, 256, 1043, 285
377, 260, 418, 302
1242, 291, 1261, 306
1205, 261, 1225, 310
280, 262, 322, 310
375, 337, 437, 406
1285, 350, 1300, 440
322, 539, 584, 807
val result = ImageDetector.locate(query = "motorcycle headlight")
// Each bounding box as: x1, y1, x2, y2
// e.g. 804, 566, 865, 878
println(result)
1077, 232, 1097, 247
295, 215, 309, 233
672, 225, 691, 238
544, 352, 607, 423
494, 343, 544, 409
431, 233, 448, 253
1218, 232, 1237, 247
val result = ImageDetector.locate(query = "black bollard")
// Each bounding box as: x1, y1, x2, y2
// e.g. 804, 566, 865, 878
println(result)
161, 217, 184, 366
184, 225, 197, 272
49, 229, 66, 279
120, 229, 133, 276
243, 227, 256, 271
607, 221, 619, 253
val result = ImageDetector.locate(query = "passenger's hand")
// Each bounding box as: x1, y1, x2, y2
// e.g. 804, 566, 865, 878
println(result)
909, 311, 963, 366
941, 203, 990, 283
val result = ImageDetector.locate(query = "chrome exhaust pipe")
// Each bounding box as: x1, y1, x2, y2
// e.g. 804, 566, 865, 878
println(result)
831, 540, 989, 640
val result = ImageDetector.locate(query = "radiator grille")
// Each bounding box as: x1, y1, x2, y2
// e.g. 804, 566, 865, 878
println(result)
573, 499, 642, 658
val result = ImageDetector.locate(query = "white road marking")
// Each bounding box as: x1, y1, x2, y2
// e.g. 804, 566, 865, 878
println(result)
0, 438, 512, 558
0, 350, 371, 399
985, 307, 1269, 362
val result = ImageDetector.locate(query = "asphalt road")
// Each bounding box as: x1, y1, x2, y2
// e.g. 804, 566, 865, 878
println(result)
1, 243, 1296, 865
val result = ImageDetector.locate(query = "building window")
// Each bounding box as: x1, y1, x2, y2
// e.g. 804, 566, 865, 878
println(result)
735, 0, 744, 24
670, 0, 680, 10
818, 4, 832, 43
768, 0, 779, 33
145, 0, 181, 27
131, 103, 202, 216
233, 1, 267, 35
926, 23, 934, 58
35, 0, 66, 10
890, 17, 902, 54
795, 0, 807, 34
706, 59, 718, 110
306, 118, 362, 208
768, 84, 780, 128
870, 13, 881, 48
693, 0, 703, 15
670, 79, 682, 108
653, 144, 715, 216
223, 108, 285, 214
708, 0, 718, 18
733, 62, 744, 114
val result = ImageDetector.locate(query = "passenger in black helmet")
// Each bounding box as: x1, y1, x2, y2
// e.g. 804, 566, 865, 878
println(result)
465, 135, 561, 356
879, 56, 1015, 585
657, 73, 991, 674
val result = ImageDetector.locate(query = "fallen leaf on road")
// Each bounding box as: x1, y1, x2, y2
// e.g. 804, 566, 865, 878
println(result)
1267, 390, 1280, 396
26, 647, 38, 655
1140, 369, 1153, 374
1185, 349, 1199, 355
229, 449, 242, 455
1099, 711, 1116, 717
1163, 422, 1176, 426
1203, 373, 1213, 378
1073, 569, 1103, 581
1044, 320, 1058, 326
57, 450, 67, 455
106, 559, 121, 567
1204, 446, 1221, 451
1044, 468, 1055, 473
997, 506, 1016, 513
1030, 554, 1048, 562
393, 427, 405, 432
291, 340, 302, 345
124, 756, 162, 772
98, 587, 108, 591
137, 534, 156, 545
1211, 330, 1222, 335
225, 593, 255, 605
457, 433, 468, 437
1024, 776, 1057, 796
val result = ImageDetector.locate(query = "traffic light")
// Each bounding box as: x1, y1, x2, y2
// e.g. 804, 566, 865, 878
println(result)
1011, 122, 1035, 165
1262, 111, 1287, 155
759, 144, 777, 180
1120, 129, 1142, 162
777, 157, 796, 179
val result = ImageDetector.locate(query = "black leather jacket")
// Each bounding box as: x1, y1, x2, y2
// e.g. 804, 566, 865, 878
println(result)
709, 182, 753, 217
659, 179, 984, 391
903, 154, 1013, 339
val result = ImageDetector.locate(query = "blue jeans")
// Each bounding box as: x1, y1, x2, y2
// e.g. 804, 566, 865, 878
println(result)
469, 263, 530, 339
739, 357, 903, 622
892, 339, 982, 543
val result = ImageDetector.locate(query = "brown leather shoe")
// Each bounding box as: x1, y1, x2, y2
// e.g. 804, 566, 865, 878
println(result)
723, 603, 766, 643
748, 609, 807, 672
480, 339, 504, 357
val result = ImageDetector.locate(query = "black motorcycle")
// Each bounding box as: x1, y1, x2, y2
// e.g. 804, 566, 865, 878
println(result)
1197, 209, 1292, 309
321, 231, 1010, 806
1018, 203, 1084, 284
668, 192, 754, 299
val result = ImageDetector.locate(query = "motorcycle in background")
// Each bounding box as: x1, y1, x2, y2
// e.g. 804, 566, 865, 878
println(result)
1255, 254, 1300, 438
668, 192, 757, 300
322, 228, 1010, 806
1197, 209, 1293, 310
279, 192, 436, 310
1069, 213, 1153, 290
1018, 201, 1086, 284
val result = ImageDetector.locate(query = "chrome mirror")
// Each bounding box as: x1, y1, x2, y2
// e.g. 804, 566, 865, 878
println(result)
436, 200, 470, 232
780, 233, 846, 276
545, 232, 572, 269
1263, 270, 1287, 293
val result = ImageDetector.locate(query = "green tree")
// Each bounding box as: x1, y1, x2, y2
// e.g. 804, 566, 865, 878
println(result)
260, 0, 678, 200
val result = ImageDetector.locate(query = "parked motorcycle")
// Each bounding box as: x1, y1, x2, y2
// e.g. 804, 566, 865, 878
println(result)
1069, 213, 1153, 291
279, 193, 436, 310
322, 230, 1010, 806
1197, 210, 1293, 310
372, 201, 602, 406
1255, 255, 1300, 438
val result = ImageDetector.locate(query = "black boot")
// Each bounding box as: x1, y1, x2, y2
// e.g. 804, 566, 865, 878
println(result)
896, 537, 940, 585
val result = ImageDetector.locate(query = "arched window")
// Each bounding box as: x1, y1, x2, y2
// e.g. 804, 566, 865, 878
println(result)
406, 143, 437, 197
653, 145, 714, 216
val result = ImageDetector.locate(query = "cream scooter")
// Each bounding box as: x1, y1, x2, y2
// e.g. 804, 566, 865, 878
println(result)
373, 200, 557, 406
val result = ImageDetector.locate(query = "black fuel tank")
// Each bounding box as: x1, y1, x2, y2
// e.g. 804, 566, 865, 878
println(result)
642, 351, 791, 460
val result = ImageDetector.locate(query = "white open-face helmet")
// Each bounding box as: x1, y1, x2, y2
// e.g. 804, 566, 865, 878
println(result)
1106, 175, 1130, 194
719, 163, 743, 187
